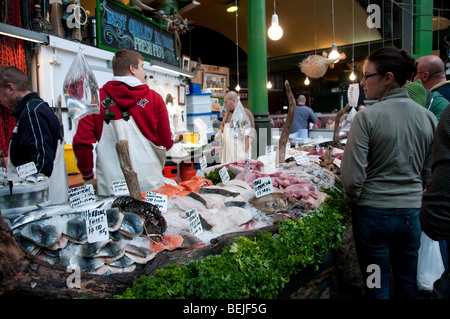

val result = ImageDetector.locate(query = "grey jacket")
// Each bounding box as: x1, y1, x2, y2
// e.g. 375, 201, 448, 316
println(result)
341, 88, 438, 208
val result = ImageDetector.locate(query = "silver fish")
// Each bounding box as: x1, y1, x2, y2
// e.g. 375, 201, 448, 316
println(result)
76, 240, 111, 258
10, 196, 115, 230
64, 218, 87, 244
21, 224, 62, 248
70, 255, 105, 273
124, 243, 155, 264
118, 212, 144, 238
106, 208, 124, 231
108, 255, 135, 268
93, 242, 125, 263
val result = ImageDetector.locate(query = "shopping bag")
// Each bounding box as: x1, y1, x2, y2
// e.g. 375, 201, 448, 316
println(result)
417, 231, 445, 291
63, 48, 100, 121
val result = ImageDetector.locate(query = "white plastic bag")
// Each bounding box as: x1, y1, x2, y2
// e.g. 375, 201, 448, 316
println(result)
229, 100, 251, 141
417, 231, 445, 291
63, 48, 100, 121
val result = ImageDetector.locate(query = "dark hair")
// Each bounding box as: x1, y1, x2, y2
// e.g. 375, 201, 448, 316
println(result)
367, 46, 416, 86
112, 49, 144, 76
0, 66, 30, 91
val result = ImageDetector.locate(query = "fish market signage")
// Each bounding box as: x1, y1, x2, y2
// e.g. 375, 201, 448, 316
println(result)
96, 0, 177, 66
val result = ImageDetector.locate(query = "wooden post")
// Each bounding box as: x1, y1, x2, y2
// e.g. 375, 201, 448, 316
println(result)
116, 140, 141, 200
279, 80, 296, 164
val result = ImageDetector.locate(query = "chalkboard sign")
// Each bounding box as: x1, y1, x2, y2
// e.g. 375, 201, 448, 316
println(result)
96, 0, 178, 67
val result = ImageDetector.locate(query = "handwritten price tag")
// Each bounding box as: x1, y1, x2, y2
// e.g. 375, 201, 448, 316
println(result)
144, 192, 168, 212
84, 208, 109, 243
186, 208, 204, 236
244, 160, 250, 181
219, 166, 230, 184
68, 184, 96, 208
199, 155, 207, 170
294, 152, 310, 165
112, 180, 129, 196
17, 162, 37, 178
253, 176, 274, 198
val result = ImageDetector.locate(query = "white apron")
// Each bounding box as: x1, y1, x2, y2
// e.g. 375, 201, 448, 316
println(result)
221, 124, 251, 164
7, 140, 68, 205
95, 116, 166, 196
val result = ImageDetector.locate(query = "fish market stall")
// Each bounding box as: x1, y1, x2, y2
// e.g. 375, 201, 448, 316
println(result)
0, 79, 348, 299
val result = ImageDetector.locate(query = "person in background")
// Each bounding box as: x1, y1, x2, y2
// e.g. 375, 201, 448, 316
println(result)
420, 104, 450, 299
415, 55, 450, 101
73, 49, 173, 195
404, 79, 450, 120
290, 95, 317, 134
214, 91, 255, 163
341, 46, 438, 299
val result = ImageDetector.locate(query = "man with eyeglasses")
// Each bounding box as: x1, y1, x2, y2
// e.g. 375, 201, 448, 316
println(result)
415, 55, 450, 101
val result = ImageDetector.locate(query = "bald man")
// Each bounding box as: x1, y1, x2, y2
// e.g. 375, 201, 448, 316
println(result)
415, 55, 450, 101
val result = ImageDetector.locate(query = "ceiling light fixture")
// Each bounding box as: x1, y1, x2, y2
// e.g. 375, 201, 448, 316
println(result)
268, 0, 283, 41
227, 1, 238, 13
0, 22, 49, 44
304, 76, 310, 86
234, 0, 240, 91
328, 0, 340, 62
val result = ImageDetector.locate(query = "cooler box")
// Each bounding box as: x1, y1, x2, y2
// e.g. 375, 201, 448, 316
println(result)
186, 93, 212, 114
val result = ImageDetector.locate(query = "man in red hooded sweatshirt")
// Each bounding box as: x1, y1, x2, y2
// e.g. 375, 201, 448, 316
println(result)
73, 49, 173, 195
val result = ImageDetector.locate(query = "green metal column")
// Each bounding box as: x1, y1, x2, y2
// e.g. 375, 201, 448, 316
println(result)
247, 0, 271, 157
413, 0, 433, 58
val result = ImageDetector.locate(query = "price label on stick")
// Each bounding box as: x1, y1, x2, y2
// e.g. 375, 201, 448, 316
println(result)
219, 166, 230, 184
17, 162, 38, 178
186, 208, 204, 236
144, 192, 168, 212
294, 152, 310, 165
199, 155, 207, 170
84, 208, 109, 243
253, 176, 274, 198
244, 160, 250, 181
112, 180, 129, 196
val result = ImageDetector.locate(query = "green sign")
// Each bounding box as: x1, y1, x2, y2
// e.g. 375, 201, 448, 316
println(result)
96, 0, 177, 66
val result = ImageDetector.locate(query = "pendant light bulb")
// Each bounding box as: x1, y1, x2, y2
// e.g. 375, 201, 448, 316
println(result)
328, 43, 340, 61
304, 77, 310, 85
235, 84, 241, 91
268, 13, 283, 41
267, 81, 272, 89
349, 71, 356, 81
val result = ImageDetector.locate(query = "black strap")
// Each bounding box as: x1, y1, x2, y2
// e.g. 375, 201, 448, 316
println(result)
104, 94, 130, 124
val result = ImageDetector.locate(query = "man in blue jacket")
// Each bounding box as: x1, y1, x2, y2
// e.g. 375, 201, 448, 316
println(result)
290, 95, 317, 134
0, 66, 61, 179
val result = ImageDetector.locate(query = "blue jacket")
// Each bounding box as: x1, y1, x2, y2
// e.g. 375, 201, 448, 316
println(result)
9, 92, 61, 177
290, 104, 317, 133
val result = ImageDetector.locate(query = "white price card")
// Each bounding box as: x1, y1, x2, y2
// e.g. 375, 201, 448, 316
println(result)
0, 167, 6, 179
199, 155, 207, 170
286, 142, 291, 150
17, 162, 38, 178
266, 145, 273, 155
244, 160, 250, 181
112, 180, 129, 196
68, 184, 96, 207
185, 208, 204, 236
348, 83, 360, 107
253, 176, 274, 198
219, 166, 230, 184
294, 152, 310, 165
84, 208, 109, 243
144, 192, 168, 212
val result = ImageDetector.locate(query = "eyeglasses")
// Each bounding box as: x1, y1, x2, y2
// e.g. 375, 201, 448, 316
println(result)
362, 72, 379, 80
